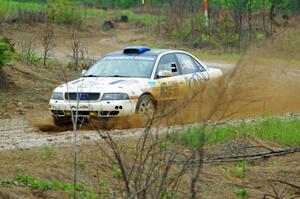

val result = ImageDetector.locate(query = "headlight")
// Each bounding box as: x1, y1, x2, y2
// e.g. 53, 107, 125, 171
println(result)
102, 93, 129, 100
51, 92, 64, 100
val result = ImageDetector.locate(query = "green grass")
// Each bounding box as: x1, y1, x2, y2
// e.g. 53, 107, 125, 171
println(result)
0, 0, 162, 27
192, 50, 240, 63
115, 10, 165, 27
81, 7, 110, 18
0, 0, 46, 16
169, 117, 300, 148
0, 175, 97, 199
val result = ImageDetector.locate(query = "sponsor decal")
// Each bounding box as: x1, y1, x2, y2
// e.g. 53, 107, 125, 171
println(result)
70, 79, 97, 88
71, 105, 89, 109
110, 80, 126, 84
148, 81, 156, 87
71, 79, 82, 85
129, 96, 139, 100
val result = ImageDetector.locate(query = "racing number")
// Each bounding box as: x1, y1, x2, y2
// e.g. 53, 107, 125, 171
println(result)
184, 72, 204, 89
160, 82, 179, 98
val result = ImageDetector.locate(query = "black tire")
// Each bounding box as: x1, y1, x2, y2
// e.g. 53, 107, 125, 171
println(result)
53, 117, 69, 126
136, 95, 155, 125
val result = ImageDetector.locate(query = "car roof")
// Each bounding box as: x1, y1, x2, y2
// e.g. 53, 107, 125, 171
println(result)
105, 49, 171, 58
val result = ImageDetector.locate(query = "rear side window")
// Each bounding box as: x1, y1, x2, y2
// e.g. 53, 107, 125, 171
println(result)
176, 53, 205, 74
156, 53, 180, 77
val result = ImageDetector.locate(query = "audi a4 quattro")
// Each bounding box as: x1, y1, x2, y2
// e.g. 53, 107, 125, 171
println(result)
49, 46, 222, 125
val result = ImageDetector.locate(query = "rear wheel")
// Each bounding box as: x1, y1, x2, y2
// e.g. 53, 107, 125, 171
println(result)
136, 95, 155, 125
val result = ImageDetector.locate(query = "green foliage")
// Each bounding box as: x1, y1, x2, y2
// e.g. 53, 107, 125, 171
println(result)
0, 0, 45, 17
167, 128, 207, 150
235, 161, 247, 178
170, 14, 212, 48
0, 38, 12, 69
170, 12, 239, 50
116, 10, 164, 27
161, 188, 173, 199
235, 187, 249, 199
174, 117, 300, 147
1, 175, 96, 199
98, 178, 111, 194
112, 166, 122, 179
37, 146, 55, 160
216, 13, 240, 52
208, 117, 300, 146
0, 4, 8, 20
47, 0, 83, 27
221, 168, 231, 178
78, 161, 86, 170
17, 51, 42, 64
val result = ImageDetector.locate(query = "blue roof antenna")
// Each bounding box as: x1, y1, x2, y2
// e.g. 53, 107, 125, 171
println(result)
123, 46, 151, 54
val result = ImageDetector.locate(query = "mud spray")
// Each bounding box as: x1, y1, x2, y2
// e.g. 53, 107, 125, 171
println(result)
31, 27, 300, 132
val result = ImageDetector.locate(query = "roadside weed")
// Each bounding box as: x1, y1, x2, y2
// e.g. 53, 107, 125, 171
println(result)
37, 146, 55, 160
78, 161, 86, 170
235, 187, 249, 199
221, 168, 231, 178
112, 166, 122, 179
176, 117, 300, 147
0, 175, 96, 199
235, 161, 247, 178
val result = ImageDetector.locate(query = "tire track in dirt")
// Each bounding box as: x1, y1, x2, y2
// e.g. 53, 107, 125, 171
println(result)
0, 117, 187, 150
1, 112, 299, 151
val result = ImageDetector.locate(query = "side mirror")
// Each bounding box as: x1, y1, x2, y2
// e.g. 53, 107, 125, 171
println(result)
81, 70, 87, 76
157, 70, 172, 78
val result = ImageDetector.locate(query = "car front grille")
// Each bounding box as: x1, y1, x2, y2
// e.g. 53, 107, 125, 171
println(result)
65, 92, 100, 101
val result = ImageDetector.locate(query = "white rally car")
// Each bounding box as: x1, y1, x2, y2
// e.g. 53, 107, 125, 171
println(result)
49, 46, 222, 125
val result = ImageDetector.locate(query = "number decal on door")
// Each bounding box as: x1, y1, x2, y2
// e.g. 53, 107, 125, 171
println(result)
160, 82, 179, 98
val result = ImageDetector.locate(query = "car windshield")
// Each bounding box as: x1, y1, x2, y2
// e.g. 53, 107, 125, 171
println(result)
84, 56, 156, 78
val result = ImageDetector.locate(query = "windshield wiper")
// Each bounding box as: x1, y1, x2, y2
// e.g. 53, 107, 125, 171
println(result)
83, 75, 100, 77
107, 75, 130, 77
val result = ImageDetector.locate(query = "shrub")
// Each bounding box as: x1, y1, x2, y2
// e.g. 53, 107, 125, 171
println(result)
0, 38, 12, 68
0, 5, 7, 25
235, 188, 249, 199
17, 8, 47, 23
0, 36, 12, 89
216, 12, 240, 52
169, 14, 221, 49
18, 40, 41, 65
47, 0, 83, 28
235, 161, 247, 178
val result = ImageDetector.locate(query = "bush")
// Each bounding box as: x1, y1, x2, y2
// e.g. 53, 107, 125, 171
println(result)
169, 14, 221, 49
0, 36, 12, 89
0, 38, 12, 68
17, 8, 47, 23
47, 0, 83, 28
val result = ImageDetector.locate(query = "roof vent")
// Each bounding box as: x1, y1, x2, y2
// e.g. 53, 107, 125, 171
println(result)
123, 46, 150, 54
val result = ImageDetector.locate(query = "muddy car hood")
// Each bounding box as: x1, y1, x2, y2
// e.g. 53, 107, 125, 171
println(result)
53, 77, 149, 94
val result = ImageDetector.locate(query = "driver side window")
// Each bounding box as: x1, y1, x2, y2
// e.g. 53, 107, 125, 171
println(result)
156, 54, 179, 78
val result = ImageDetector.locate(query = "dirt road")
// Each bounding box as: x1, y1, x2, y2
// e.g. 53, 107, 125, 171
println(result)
0, 116, 200, 151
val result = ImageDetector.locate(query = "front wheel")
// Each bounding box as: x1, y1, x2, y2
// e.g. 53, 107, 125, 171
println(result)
136, 95, 155, 125
53, 117, 70, 126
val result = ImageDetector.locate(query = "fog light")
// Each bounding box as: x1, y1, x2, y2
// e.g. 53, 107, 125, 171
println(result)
89, 112, 97, 116
65, 111, 71, 116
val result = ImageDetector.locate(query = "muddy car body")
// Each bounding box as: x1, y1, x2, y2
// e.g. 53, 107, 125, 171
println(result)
49, 46, 222, 124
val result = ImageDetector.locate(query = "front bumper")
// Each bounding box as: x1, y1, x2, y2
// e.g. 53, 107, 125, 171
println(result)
49, 99, 137, 118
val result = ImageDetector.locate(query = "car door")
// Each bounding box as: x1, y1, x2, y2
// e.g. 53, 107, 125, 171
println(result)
175, 53, 209, 98
151, 53, 186, 101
